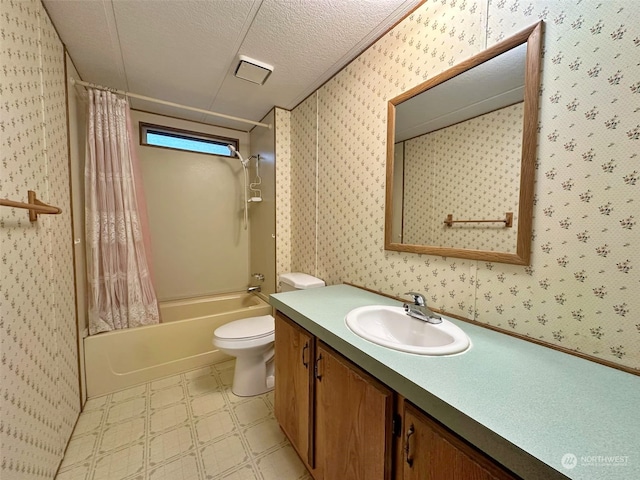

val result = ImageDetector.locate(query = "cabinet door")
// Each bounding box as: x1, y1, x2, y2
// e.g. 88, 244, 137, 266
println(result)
274, 313, 315, 467
402, 402, 516, 480
315, 341, 393, 480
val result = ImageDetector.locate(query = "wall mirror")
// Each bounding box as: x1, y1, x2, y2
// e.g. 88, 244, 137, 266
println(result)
385, 22, 542, 265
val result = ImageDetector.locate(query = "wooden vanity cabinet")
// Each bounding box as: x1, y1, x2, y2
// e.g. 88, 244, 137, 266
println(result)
314, 341, 393, 480
275, 311, 516, 480
274, 312, 393, 480
397, 399, 517, 480
274, 313, 315, 470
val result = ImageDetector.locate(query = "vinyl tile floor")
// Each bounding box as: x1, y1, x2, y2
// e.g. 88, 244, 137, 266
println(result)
56, 361, 312, 480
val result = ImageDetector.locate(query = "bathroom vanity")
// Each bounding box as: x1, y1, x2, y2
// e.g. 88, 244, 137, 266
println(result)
270, 285, 640, 480
275, 312, 513, 479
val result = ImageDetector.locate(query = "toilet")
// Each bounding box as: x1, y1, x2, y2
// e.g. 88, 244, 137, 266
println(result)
212, 273, 325, 397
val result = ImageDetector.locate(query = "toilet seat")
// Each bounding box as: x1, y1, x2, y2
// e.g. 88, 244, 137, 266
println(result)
214, 315, 274, 341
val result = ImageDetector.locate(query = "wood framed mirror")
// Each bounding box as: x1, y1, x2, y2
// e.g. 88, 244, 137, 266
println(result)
385, 22, 542, 265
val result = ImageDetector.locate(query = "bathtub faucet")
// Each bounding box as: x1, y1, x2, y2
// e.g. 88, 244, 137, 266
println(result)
247, 286, 261, 293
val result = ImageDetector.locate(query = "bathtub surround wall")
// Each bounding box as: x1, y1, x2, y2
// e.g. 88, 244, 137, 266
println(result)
132, 111, 251, 301
0, 1, 80, 478
286, 0, 640, 371
248, 109, 277, 296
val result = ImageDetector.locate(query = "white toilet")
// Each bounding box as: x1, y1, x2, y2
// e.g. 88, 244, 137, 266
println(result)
212, 273, 325, 397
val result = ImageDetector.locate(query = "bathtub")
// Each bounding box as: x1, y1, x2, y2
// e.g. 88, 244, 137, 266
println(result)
84, 292, 272, 398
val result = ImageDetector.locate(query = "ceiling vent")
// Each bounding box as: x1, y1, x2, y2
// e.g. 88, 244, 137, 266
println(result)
234, 55, 273, 85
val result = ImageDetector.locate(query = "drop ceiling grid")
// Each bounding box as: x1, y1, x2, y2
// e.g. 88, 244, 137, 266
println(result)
42, 0, 424, 130
230, 0, 422, 111
45, 0, 127, 90
112, 0, 257, 118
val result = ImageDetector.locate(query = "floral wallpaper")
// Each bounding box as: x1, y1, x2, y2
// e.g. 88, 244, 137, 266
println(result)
402, 102, 523, 250
289, 94, 318, 278
275, 108, 292, 283
0, 0, 80, 478
285, 0, 639, 371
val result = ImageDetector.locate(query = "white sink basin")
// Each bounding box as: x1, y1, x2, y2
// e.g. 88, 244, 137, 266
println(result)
345, 305, 470, 355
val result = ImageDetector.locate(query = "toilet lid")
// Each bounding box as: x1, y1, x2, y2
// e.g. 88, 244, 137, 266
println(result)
214, 315, 275, 340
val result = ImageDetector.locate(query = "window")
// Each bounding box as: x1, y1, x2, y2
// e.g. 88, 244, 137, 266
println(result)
140, 123, 238, 157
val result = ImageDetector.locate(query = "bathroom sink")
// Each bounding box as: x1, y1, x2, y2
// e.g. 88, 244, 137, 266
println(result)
345, 305, 470, 355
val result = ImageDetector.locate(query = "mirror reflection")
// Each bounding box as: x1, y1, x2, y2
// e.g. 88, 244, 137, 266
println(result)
385, 23, 542, 265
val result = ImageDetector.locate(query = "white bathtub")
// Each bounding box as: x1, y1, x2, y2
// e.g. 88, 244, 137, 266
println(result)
84, 292, 271, 397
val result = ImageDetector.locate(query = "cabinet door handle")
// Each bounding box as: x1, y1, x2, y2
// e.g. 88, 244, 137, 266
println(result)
314, 353, 323, 381
404, 424, 415, 467
302, 342, 309, 368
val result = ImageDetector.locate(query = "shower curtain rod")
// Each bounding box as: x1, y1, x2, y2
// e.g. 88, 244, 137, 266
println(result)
69, 78, 272, 129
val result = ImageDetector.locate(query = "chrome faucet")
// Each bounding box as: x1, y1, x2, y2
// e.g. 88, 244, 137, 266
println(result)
248, 273, 264, 294
403, 292, 442, 324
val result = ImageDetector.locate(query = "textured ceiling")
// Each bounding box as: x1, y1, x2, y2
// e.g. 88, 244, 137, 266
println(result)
43, 0, 422, 131
395, 44, 527, 141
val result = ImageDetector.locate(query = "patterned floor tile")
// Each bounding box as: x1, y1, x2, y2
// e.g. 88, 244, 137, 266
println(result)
213, 361, 235, 387
99, 417, 146, 453
82, 395, 108, 412
224, 390, 255, 407
150, 385, 185, 409
200, 434, 248, 477
242, 418, 286, 456
147, 453, 200, 480
92, 442, 145, 480
262, 391, 275, 411
194, 409, 236, 446
148, 425, 195, 466
232, 398, 270, 427
106, 397, 147, 425
58, 432, 98, 469
254, 445, 308, 480
184, 365, 215, 380
150, 403, 189, 434
190, 391, 226, 417
151, 374, 183, 391
56, 366, 309, 480
219, 463, 260, 480
186, 373, 220, 397
72, 409, 104, 436
55, 463, 91, 480
112, 384, 147, 403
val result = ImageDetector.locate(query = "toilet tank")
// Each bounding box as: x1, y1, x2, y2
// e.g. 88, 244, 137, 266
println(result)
278, 273, 325, 292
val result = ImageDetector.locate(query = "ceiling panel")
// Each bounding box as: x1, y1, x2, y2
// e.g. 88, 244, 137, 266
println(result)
112, 0, 258, 117
228, 0, 420, 109
44, 0, 127, 89
43, 0, 422, 131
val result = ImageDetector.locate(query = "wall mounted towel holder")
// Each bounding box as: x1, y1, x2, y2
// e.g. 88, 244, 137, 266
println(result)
0, 190, 62, 222
444, 212, 513, 228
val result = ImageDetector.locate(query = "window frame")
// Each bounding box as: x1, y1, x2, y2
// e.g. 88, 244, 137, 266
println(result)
139, 122, 239, 157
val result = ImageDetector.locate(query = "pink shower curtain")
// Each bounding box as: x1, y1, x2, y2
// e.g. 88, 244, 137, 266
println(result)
85, 88, 159, 335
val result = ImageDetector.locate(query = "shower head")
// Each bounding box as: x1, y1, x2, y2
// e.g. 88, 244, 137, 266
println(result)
227, 144, 248, 167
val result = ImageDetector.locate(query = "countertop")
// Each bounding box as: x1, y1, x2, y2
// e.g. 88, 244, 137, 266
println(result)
270, 284, 640, 480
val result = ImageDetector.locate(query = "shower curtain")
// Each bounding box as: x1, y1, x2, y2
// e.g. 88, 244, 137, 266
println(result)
85, 88, 159, 335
